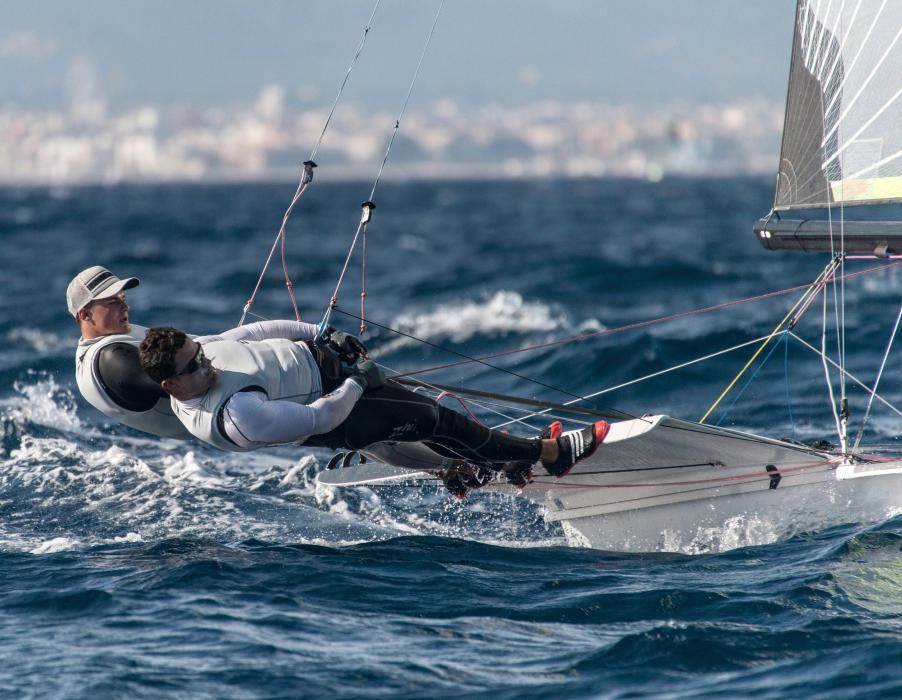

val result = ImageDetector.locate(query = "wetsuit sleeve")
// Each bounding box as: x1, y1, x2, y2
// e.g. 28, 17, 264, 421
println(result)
96, 343, 168, 412
221, 380, 363, 448
199, 321, 319, 344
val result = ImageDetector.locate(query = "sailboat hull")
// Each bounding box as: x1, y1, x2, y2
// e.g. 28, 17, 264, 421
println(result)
550, 461, 902, 552
318, 415, 902, 553
529, 415, 902, 552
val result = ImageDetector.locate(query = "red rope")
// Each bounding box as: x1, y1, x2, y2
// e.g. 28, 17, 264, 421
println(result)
529, 458, 837, 489
435, 391, 487, 426
280, 229, 300, 321
394, 261, 902, 379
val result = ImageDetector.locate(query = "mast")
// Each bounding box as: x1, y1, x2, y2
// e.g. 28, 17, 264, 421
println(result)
755, 1, 902, 455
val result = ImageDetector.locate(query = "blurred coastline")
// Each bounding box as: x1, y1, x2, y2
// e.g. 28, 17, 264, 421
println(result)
0, 89, 782, 185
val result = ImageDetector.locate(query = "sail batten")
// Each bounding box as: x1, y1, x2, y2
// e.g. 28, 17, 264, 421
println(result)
772, 0, 902, 216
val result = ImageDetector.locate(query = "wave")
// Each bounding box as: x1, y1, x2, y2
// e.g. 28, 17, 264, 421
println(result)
375, 290, 603, 355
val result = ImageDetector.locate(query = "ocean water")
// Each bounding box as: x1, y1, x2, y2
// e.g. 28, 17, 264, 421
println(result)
2, 177, 902, 698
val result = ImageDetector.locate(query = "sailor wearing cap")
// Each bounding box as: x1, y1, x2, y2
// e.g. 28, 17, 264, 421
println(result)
68, 265, 191, 438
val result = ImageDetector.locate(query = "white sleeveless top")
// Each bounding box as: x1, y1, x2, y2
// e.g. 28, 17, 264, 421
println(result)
75, 324, 190, 439
171, 337, 321, 452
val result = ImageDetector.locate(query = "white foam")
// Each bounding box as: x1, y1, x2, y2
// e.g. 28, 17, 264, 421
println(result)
160, 451, 226, 486
7, 328, 71, 354
377, 291, 579, 354
3, 375, 82, 433
30, 537, 82, 554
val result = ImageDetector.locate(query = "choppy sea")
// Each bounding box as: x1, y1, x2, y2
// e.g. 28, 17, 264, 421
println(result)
2, 177, 902, 698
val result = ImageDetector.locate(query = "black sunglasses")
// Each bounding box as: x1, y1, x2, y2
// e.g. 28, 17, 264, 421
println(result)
176, 344, 205, 377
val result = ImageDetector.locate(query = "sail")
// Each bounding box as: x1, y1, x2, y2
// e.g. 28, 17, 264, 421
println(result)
775, 0, 902, 210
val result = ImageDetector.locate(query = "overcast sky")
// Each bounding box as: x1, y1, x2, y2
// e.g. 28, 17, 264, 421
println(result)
0, 1, 796, 111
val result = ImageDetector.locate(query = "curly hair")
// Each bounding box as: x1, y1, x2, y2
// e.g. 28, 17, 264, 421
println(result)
139, 326, 188, 383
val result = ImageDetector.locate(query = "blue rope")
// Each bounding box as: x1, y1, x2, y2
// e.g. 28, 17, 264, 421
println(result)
715, 331, 787, 426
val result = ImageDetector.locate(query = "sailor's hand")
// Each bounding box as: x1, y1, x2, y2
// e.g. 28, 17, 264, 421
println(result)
328, 330, 369, 362
350, 359, 385, 391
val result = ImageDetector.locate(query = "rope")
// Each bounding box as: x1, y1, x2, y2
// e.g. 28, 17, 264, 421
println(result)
852, 299, 902, 451
238, 0, 381, 325
434, 391, 487, 427
530, 459, 837, 491
788, 331, 902, 420
322, 0, 445, 332
714, 331, 789, 426
699, 257, 840, 424
386, 261, 902, 380
309, 0, 382, 162
489, 333, 786, 430
332, 307, 621, 407
394, 378, 628, 420
365, 0, 445, 203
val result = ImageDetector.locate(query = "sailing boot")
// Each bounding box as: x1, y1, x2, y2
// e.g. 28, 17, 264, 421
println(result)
540, 420, 563, 440
542, 420, 610, 478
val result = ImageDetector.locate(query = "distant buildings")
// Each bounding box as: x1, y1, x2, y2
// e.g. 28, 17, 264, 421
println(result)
0, 89, 783, 184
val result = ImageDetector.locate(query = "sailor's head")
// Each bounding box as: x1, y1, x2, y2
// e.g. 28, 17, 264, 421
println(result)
67, 265, 139, 338
140, 326, 216, 399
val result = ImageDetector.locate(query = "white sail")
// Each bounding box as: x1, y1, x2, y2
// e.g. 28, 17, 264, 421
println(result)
777, 0, 902, 209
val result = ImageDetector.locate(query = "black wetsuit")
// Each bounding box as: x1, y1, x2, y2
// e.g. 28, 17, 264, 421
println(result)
95, 343, 168, 411
304, 379, 542, 467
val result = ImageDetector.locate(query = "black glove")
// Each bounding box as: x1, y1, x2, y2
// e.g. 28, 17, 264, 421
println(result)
327, 329, 368, 363
350, 359, 385, 391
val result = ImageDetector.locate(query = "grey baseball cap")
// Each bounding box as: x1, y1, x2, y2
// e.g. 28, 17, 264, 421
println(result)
66, 266, 140, 317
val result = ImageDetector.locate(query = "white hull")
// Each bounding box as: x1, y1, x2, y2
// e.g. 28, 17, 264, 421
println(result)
552, 461, 902, 552
529, 416, 902, 552
317, 416, 902, 553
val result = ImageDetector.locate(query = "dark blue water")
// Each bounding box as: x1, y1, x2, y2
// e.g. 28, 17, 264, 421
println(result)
2, 178, 902, 698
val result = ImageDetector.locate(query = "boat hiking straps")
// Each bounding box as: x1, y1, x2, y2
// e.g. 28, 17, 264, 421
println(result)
238, 0, 382, 326
853, 300, 902, 452
699, 256, 842, 424
331, 260, 901, 383
393, 378, 629, 420
320, 0, 446, 337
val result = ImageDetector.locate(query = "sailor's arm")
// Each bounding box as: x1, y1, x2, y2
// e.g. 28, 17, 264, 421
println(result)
221, 378, 364, 448
199, 320, 320, 344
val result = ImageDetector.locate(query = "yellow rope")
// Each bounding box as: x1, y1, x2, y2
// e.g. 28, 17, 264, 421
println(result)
700, 258, 840, 424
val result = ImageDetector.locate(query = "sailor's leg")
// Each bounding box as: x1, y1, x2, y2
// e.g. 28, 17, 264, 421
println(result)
306, 381, 541, 468
428, 400, 541, 467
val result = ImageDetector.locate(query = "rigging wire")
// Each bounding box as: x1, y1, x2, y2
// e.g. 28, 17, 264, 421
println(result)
788, 330, 902, 420
852, 299, 902, 451
321, 0, 446, 335
699, 256, 841, 424
389, 260, 902, 381
238, 0, 382, 326
489, 333, 788, 431
714, 331, 789, 427
331, 306, 621, 409
821, 267, 844, 448
332, 260, 901, 428
824, 162, 848, 451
